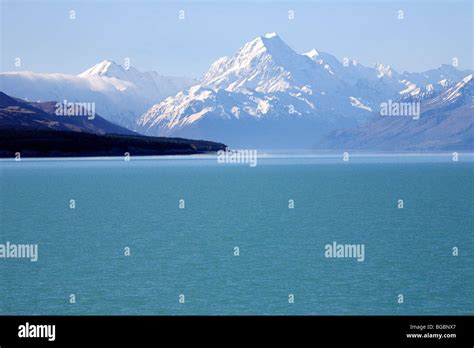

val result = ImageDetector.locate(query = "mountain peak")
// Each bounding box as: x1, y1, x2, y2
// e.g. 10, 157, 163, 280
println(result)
373, 63, 393, 78
226, 32, 295, 66
303, 49, 319, 60
263, 32, 278, 39
252, 32, 293, 54
78, 60, 125, 78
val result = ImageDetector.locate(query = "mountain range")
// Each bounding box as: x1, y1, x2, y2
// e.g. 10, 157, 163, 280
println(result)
136, 33, 473, 149
1, 32, 472, 150
0, 61, 194, 128
319, 75, 473, 151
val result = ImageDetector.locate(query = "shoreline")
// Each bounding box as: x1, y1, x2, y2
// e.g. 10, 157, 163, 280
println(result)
1, 152, 474, 163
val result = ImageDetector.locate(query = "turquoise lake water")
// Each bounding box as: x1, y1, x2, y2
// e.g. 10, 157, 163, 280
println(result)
0, 154, 473, 315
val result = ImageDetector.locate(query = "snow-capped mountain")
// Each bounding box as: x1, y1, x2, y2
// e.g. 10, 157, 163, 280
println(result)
301, 50, 468, 102
1, 33, 471, 149
422, 74, 473, 113
137, 33, 370, 147
137, 33, 472, 148
0, 60, 194, 128
200, 33, 342, 94
319, 74, 473, 151
78, 60, 193, 98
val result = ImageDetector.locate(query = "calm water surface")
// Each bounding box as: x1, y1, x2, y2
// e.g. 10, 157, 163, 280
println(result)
0, 154, 472, 314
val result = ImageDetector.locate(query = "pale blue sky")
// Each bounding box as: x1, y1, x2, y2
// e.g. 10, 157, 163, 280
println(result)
1, 0, 472, 78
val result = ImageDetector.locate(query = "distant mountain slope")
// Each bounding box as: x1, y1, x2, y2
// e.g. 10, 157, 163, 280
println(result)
0, 61, 194, 128
0, 91, 135, 135
318, 75, 473, 151
0, 91, 226, 158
